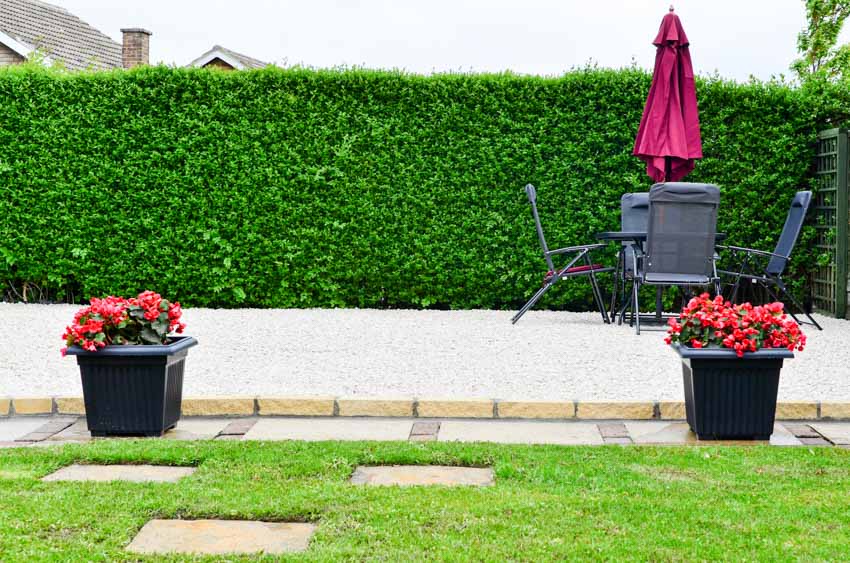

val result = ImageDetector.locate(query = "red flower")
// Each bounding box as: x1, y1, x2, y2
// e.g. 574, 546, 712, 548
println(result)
665, 294, 805, 357
61, 290, 187, 354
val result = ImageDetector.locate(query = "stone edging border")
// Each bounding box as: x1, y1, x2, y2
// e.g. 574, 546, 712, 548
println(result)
1, 397, 849, 420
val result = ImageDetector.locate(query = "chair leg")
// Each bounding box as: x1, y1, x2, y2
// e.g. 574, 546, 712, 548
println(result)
730, 275, 742, 304
585, 256, 610, 324
655, 287, 663, 322
609, 250, 623, 323
632, 279, 640, 335
511, 281, 555, 324
617, 279, 631, 326
589, 273, 610, 324
773, 277, 823, 331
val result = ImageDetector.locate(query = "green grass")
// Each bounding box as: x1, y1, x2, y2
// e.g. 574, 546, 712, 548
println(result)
1, 440, 848, 561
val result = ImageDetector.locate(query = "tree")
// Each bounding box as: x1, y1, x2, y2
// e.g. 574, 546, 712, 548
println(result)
791, 0, 850, 81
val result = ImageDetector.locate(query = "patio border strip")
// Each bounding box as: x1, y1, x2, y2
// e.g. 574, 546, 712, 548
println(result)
2, 398, 850, 421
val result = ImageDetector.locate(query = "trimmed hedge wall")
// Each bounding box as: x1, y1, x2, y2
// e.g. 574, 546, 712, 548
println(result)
0, 66, 820, 309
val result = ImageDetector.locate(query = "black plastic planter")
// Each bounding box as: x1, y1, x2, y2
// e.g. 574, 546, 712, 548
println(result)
672, 345, 794, 440
65, 336, 198, 437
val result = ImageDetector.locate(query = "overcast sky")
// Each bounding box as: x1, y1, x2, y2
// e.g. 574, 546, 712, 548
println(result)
52, 0, 848, 82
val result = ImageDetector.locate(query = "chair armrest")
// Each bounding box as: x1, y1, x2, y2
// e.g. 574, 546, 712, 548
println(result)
716, 245, 789, 260
548, 243, 608, 255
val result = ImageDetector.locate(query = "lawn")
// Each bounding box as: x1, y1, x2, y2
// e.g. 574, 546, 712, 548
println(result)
1, 440, 848, 561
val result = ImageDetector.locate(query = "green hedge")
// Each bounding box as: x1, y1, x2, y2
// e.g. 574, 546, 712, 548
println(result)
0, 65, 822, 309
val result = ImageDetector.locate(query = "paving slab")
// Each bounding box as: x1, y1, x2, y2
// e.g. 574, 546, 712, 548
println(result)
811, 423, 850, 445
42, 464, 196, 483
17, 418, 76, 442
217, 418, 258, 436
244, 418, 412, 441
48, 419, 92, 442
350, 465, 494, 486
163, 418, 232, 440
0, 417, 52, 442
626, 422, 802, 446
438, 420, 604, 445
126, 519, 315, 555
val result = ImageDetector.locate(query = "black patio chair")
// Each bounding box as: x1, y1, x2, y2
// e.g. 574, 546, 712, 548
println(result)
511, 184, 613, 324
628, 182, 721, 334
610, 192, 649, 322
717, 190, 822, 330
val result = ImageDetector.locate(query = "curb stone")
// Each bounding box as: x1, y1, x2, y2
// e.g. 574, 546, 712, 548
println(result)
0, 398, 843, 421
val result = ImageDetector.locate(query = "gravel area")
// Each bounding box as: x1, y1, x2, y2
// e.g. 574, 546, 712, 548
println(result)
2, 303, 847, 401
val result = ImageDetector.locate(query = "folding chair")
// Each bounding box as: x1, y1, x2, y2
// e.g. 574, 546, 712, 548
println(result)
511, 184, 613, 324
610, 192, 649, 322
718, 190, 822, 330
629, 182, 721, 334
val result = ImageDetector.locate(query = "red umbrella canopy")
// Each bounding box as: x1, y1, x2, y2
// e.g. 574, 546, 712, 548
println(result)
633, 8, 703, 183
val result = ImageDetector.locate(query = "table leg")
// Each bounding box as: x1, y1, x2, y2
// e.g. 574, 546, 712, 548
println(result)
655, 287, 663, 322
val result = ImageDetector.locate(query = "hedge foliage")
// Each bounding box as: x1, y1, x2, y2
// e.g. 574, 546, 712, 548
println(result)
0, 65, 824, 309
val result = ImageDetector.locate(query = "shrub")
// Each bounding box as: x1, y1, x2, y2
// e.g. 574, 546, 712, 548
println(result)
0, 65, 825, 309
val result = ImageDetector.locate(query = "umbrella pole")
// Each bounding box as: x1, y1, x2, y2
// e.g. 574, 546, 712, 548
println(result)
658, 156, 671, 321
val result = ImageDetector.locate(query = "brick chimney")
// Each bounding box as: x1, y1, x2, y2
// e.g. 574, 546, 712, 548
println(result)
121, 28, 152, 68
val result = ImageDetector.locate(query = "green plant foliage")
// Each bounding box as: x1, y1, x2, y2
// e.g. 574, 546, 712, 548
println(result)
0, 65, 826, 309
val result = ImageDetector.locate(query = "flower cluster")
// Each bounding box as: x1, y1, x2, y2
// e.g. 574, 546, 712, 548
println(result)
665, 293, 806, 357
62, 291, 186, 355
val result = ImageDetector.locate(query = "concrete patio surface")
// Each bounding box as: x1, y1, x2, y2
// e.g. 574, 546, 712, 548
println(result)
2, 415, 849, 448
2, 304, 847, 402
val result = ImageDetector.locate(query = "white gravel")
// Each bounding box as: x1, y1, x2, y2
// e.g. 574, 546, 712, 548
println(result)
2, 303, 847, 401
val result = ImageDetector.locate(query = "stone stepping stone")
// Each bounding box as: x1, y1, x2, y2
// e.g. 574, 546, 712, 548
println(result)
126, 519, 316, 555
0, 417, 52, 442
244, 418, 412, 441
438, 420, 604, 445
811, 423, 850, 445
625, 422, 803, 446
42, 464, 195, 483
350, 465, 494, 486
163, 418, 232, 440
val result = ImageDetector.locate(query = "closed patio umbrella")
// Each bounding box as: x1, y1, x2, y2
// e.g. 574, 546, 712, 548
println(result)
633, 7, 702, 182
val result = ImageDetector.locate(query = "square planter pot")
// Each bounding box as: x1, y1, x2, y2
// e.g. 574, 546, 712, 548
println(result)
65, 336, 198, 437
672, 345, 794, 440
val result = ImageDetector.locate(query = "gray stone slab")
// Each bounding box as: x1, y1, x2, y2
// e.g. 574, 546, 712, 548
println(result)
811, 423, 850, 445
244, 418, 413, 441
218, 418, 258, 436
126, 519, 315, 555
410, 421, 440, 436
626, 422, 802, 446
598, 423, 629, 438
350, 465, 494, 486
48, 419, 92, 442
42, 464, 196, 483
0, 417, 52, 441
783, 423, 822, 439
17, 418, 76, 442
163, 418, 232, 440
438, 420, 604, 445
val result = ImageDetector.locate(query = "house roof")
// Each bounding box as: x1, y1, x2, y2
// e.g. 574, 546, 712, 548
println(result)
188, 45, 268, 70
0, 0, 121, 70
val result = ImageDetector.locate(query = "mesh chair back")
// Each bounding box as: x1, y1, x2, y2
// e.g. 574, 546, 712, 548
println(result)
621, 192, 650, 232
524, 184, 554, 271
766, 191, 812, 275
645, 182, 720, 279
620, 192, 649, 273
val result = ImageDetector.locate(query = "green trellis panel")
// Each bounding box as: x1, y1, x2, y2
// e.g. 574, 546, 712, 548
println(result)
813, 128, 849, 318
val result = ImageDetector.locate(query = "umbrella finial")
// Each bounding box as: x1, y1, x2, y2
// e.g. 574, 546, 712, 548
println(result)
669, 5, 674, 12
